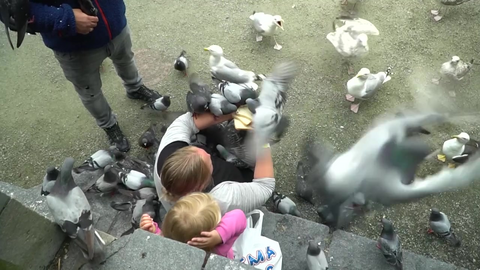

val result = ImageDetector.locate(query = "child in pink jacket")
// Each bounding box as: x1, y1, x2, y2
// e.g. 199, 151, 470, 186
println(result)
140, 192, 247, 259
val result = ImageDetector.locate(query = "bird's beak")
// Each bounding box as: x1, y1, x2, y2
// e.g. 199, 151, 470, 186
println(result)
203, 48, 209, 51
277, 20, 285, 30
451, 135, 459, 139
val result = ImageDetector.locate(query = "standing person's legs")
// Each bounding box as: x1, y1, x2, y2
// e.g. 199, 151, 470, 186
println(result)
54, 48, 130, 152
108, 26, 162, 101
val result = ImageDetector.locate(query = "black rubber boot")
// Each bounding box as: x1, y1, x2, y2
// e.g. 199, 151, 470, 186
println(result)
104, 122, 130, 152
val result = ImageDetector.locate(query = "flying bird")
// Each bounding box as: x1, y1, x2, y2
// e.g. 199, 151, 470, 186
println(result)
306, 112, 480, 228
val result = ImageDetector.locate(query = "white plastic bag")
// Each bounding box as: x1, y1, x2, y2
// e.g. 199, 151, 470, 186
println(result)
232, 209, 283, 270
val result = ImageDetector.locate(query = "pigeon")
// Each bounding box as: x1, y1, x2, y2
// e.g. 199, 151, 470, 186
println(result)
138, 123, 159, 149
217, 120, 256, 168
174, 50, 188, 76
73, 149, 115, 173
246, 61, 297, 151
0, 0, 30, 49
439, 56, 474, 81
346, 67, 392, 113
109, 148, 154, 179
204, 45, 265, 84
295, 161, 314, 204
437, 132, 479, 167
140, 96, 171, 112
187, 73, 212, 114
45, 157, 104, 261
41, 167, 60, 196
86, 164, 121, 194
111, 196, 159, 236
305, 111, 480, 228
306, 241, 329, 270
213, 77, 258, 105
209, 93, 238, 116
377, 217, 403, 270
395, 112, 431, 136
119, 169, 155, 190
249, 11, 284, 50
431, 0, 473, 21
326, 16, 379, 75
272, 191, 301, 217
117, 187, 158, 200
427, 208, 461, 247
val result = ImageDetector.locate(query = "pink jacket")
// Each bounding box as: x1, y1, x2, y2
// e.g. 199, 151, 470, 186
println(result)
152, 209, 247, 259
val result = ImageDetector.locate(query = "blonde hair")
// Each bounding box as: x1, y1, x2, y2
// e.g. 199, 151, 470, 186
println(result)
161, 192, 221, 251
160, 146, 212, 202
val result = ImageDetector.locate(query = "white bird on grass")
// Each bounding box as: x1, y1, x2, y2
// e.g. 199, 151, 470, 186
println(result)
437, 132, 479, 168
204, 45, 265, 84
346, 67, 392, 113
326, 16, 379, 75
249, 11, 285, 50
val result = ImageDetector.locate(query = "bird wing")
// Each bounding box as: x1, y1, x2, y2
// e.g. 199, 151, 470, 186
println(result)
361, 73, 385, 99
378, 238, 400, 265
340, 17, 379, 37
189, 73, 212, 96
212, 61, 254, 84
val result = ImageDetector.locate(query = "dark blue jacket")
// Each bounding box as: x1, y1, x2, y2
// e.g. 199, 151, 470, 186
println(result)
29, 0, 127, 52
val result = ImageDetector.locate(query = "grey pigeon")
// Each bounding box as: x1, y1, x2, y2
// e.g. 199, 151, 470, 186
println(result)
306, 241, 328, 270
377, 217, 403, 270
138, 123, 159, 149
41, 166, 59, 196
87, 164, 120, 194
295, 161, 314, 204
111, 196, 158, 236
0, 0, 29, 50
216, 144, 241, 164
174, 50, 188, 76
428, 208, 461, 247
209, 93, 238, 116
45, 157, 104, 261
110, 148, 154, 179
214, 77, 257, 105
140, 96, 171, 112
306, 111, 480, 229
272, 191, 301, 217
73, 149, 114, 173
187, 73, 212, 114
395, 112, 431, 136
119, 169, 155, 190
246, 61, 298, 150
117, 187, 158, 200
217, 120, 256, 168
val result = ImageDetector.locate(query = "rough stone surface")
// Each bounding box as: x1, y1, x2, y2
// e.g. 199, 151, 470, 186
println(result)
204, 254, 257, 270
328, 230, 468, 270
260, 207, 330, 270
0, 185, 65, 270
97, 229, 206, 270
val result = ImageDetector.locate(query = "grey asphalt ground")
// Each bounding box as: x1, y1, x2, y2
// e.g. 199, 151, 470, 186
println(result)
1, 0, 480, 268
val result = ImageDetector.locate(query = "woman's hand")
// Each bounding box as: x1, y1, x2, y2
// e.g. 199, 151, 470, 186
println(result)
139, 214, 156, 234
187, 230, 222, 249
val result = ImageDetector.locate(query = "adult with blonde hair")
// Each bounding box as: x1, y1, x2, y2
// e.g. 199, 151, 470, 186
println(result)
140, 192, 247, 258
154, 111, 275, 214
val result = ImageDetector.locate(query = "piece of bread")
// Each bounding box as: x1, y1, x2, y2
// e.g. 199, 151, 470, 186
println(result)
233, 106, 253, 130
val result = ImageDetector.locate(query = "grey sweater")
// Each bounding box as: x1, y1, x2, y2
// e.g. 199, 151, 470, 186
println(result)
154, 112, 275, 214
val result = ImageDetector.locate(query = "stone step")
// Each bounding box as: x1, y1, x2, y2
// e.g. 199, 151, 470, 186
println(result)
0, 179, 468, 270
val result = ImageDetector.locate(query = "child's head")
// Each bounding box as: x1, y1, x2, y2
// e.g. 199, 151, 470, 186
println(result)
160, 146, 213, 202
161, 192, 221, 250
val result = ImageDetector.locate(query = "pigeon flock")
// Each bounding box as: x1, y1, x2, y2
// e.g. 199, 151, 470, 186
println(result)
3, 0, 480, 269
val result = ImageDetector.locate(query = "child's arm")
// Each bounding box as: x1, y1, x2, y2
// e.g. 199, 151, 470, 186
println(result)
215, 209, 247, 243
187, 209, 247, 249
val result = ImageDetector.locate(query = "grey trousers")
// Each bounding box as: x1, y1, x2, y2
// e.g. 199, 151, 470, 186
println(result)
54, 26, 143, 129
